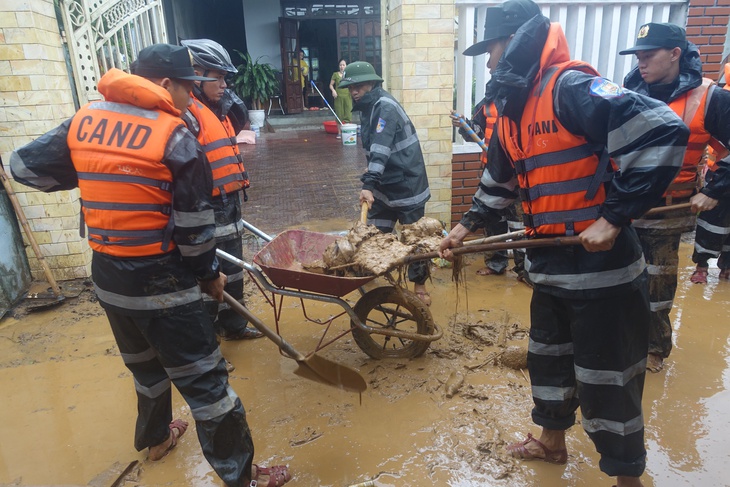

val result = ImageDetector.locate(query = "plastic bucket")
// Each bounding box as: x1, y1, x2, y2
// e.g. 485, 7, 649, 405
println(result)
342, 123, 357, 146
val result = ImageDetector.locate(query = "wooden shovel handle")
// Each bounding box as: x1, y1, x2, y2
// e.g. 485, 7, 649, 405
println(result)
360, 201, 369, 224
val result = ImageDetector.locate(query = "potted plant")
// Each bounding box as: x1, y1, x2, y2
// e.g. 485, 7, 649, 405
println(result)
232, 50, 279, 129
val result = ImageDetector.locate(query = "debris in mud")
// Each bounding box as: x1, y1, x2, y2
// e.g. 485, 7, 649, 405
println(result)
323, 217, 444, 275
444, 370, 465, 398
500, 346, 528, 370
290, 426, 323, 447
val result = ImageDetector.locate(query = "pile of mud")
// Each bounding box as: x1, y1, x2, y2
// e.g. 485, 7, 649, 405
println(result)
323, 217, 444, 276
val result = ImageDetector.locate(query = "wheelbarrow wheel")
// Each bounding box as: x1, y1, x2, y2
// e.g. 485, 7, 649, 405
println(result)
351, 286, 435, 359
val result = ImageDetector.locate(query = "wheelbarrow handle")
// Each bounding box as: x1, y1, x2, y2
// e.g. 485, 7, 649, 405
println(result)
399, 235, 583, 265
222, 291, 306, 361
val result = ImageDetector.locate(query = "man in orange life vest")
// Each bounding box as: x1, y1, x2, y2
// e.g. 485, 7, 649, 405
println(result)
620, 23, 730, 373
180, 39, 263, 342
439, 1, 688, 485
9, 44, 290, 487
692, 63, 730, 283
451, 2, 530, 282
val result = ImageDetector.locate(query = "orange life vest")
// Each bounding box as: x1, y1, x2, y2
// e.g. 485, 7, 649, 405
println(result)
665, 78, 713, 198
67, 98, 182, 257
706, 64, 730, 171
187, 95, 249, 198
480, 102, 497, 166
498, 24, 612, 237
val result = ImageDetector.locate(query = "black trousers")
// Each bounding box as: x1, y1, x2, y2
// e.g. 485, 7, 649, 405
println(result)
693, 199, 730, 269
106, 305, 255, 486
528, 285, 649, 477
206, 236, 249, 334
367, 200, 428, 284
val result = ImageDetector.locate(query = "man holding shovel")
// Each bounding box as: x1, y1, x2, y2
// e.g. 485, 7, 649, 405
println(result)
619, 23, 730, 372
339, 61, 433, 305
439, 1, 688, 486
180, 38, 263, 344
9, 44, 289, 487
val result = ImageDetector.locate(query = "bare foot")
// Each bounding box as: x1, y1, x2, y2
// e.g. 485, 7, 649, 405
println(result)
615, 475, 644, 487
413, 284, 431, 306
646, 353, 664, 373
476, 267, 505, 276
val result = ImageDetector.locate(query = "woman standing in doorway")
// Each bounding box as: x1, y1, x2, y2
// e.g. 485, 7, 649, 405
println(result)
330, 59, 352, 138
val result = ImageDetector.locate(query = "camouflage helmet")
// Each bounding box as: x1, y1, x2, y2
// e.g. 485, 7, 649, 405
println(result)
338, 61, 383, 88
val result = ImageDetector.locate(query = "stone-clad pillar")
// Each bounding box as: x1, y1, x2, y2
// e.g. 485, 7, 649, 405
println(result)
0, 0, 91, 280
382, 0, 455, 227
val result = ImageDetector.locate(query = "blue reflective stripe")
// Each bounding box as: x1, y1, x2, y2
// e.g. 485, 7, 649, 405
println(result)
77, 172, 172, 192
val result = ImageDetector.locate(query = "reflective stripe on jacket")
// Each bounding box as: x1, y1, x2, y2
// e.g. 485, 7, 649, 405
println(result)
499, 60, 612, 237
187, 96, 249, 197
666, 78, 713, 198
480, 102, 497, 166
67, 100, 182, 257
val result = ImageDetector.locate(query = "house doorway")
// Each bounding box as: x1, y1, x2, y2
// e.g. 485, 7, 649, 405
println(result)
278, 1, 381, 114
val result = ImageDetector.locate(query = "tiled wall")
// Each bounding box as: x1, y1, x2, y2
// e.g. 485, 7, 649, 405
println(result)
384, 0, 455, 227
686, 0, 730, 80
0, 0, 92, 280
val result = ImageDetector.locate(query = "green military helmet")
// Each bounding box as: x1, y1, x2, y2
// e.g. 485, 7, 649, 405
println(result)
338, 61, 383, 88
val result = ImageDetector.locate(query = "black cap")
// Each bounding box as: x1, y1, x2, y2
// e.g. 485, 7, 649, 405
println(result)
619, 22, 687, 55
463, 0, 542, 56
131, 44, 216, 81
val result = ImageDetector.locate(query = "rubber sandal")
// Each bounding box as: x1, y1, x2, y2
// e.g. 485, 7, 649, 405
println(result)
476, 267, 505, 276
415, 291, 431, 307
690, 267, 708, 284
149, 419, 188, 461
506, 433, 568, 464
252, 464, 291, 487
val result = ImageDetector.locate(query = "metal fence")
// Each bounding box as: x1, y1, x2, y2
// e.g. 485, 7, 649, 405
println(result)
59, 0, 168, 105
454, 0, 689, 150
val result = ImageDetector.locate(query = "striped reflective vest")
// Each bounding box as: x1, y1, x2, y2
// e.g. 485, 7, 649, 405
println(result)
67, 101, 183, 257
706, 64, 730, 171
187, 96, 249, 198
480, 102, 497, 166
666, 78, 713, 198
499, 61, 613, 237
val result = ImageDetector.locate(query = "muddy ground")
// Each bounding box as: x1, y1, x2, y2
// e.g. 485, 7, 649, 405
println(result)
0, 240, 728, 487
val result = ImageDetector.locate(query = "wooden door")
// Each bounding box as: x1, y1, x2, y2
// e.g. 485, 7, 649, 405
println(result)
337, 20, 381, 75
279, 17, 303, 114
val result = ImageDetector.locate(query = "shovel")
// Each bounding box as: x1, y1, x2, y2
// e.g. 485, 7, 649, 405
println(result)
397, 235, 583, 266
222, 291, 367, 393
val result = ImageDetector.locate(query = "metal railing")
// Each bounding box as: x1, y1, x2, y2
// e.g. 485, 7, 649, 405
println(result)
454, 0, 688, 151
60, 0, 168, 105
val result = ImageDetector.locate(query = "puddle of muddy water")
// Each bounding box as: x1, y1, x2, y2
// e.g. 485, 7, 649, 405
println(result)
0, 243, 728, 487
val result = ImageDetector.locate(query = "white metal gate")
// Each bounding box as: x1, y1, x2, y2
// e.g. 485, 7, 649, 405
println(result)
59, 0, 168, 104
455, 0, 689, 149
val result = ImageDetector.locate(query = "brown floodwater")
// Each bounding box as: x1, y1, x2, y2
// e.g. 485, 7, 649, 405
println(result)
0, 241, 728, 487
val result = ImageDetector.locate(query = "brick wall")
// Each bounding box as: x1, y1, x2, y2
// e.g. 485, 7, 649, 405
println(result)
384, 0, 455, 226
450, 152, 482, 228
686, 0, 730, 80
0, 0, 92, 281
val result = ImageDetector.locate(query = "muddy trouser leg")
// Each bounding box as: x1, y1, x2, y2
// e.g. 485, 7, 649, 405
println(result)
693, 201, 730, 268
214, 236, 249, 335
106, 306, 254, 486
529, 287, 649, 477
482, 217, 509, 273
634, 226, 681, 359
369, 202, 429, 285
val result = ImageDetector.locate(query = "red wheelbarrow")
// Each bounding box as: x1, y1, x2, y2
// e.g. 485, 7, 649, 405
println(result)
218, 221, 443, 362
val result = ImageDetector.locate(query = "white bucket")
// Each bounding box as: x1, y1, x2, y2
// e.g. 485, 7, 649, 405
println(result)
342, 123, 358, 146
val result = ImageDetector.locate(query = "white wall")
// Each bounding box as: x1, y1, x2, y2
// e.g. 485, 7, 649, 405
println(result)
242, 0, 284, 70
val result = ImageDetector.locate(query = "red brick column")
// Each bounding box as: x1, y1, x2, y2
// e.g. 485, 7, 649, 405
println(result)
450, 153, 482, 228
686, 0, 729, 80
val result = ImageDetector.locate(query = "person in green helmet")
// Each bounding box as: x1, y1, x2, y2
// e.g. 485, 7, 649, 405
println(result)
339, 61, 433, 306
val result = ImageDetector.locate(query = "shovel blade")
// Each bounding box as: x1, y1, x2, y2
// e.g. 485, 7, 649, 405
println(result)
294, 354, 368, 393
